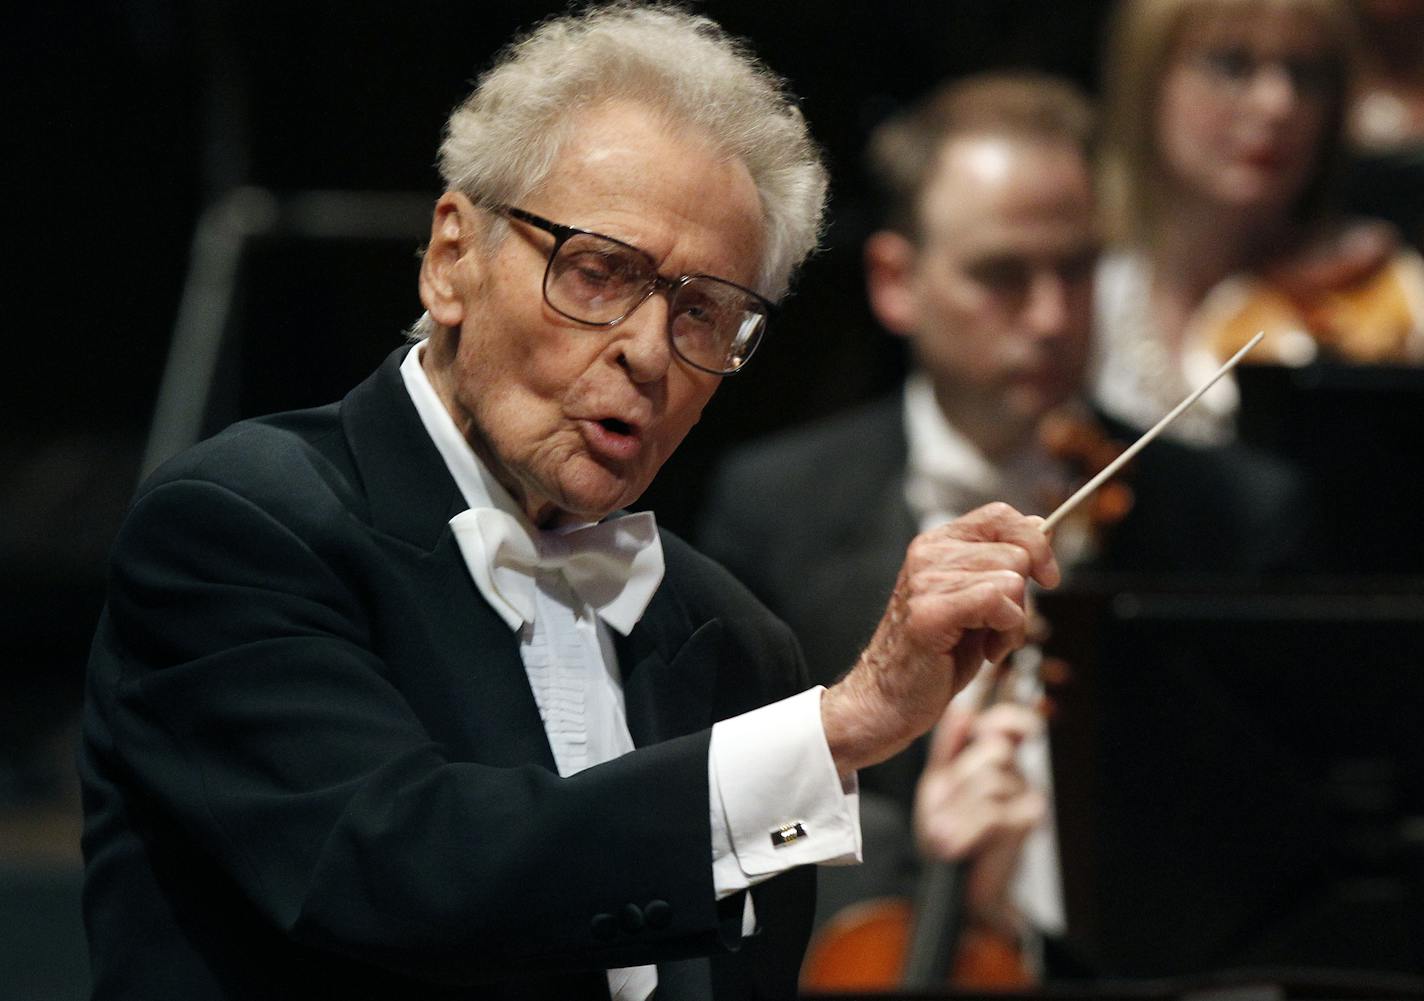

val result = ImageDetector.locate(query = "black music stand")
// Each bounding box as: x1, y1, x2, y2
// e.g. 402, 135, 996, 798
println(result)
1234, 363, 1424, 575
1036, 582, 1424, 981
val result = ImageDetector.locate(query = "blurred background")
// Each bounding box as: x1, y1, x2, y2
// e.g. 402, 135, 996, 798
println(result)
4, 2, 1420, 998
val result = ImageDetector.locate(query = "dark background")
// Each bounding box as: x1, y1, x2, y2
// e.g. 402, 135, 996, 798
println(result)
8, 0, 1114, 496
3, 0, 1116, 810
7, 3, 1421, 998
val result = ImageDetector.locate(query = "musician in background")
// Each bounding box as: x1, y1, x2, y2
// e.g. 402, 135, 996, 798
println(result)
699, 72, 1309, 980
1094, 0, 1424, 447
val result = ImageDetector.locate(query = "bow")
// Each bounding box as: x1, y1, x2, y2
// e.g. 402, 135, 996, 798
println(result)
449, 507, 664, 635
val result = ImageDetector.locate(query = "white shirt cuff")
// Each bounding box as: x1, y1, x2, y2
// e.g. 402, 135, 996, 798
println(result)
709, 686, 862, 900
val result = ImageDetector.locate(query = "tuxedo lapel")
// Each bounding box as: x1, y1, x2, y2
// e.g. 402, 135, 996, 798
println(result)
617, 578, 717, 748
340, 346, 467, 551
338, 347, 555, 772
430, 533, 559, 772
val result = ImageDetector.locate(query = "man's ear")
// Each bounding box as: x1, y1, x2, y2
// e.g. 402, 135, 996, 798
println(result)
418, 190, 482, 328
864, 229, 920, 337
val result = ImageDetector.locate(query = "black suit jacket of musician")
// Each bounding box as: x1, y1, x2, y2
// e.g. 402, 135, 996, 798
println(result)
79, 346, 816, 1001
697, 392, 1312, 806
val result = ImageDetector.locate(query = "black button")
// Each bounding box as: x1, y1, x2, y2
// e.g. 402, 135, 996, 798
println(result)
644, 899, 672, 929
619, 903, 645, 932
591, 912, 618, 941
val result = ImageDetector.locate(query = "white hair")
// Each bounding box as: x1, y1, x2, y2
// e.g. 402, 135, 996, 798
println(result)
410, 2, 828, 340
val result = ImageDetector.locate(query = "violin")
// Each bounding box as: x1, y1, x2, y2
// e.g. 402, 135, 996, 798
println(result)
1203, 227, 1424, 365
1036, 411, 1135, 535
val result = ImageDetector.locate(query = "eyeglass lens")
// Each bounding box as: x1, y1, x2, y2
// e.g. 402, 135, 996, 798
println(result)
1194, 47, 1334, 97
546, 232, 766, 373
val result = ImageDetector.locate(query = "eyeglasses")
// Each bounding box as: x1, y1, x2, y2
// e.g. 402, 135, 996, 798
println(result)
494, 205, 772, 375
1190, 46, 1336, 99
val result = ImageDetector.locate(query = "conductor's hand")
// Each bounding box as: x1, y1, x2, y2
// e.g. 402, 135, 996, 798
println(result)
820, 503, 1058, 776
914, 701, 1046, 935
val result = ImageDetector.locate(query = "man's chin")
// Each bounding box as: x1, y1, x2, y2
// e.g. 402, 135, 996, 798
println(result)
1004, 390, 1062, 429
546, 472, 646, 527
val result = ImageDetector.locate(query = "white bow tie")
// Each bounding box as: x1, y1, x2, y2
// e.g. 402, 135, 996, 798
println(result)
449, 507, 664, 636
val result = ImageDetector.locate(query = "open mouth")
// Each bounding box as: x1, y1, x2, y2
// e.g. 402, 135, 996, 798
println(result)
579, 416, 644, 462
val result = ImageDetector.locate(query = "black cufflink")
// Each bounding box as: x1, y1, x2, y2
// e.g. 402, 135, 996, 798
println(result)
770, 821, 807, 848
591, 912, 618, 941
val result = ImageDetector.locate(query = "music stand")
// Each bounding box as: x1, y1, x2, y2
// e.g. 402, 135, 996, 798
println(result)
1037, 581, 1424, 980
1234, 363, 1424, 575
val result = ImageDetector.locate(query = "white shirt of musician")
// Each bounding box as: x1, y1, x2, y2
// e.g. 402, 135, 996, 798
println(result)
402, 344, 861, 999
903, 371, 1068, 939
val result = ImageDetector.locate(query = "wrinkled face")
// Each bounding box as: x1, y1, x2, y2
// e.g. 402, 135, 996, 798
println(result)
1156, 5, 1336, 217
420, 102, 765, 527
889, 136, 1098, 445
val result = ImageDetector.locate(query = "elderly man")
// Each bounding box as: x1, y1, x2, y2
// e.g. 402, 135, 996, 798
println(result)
79, 9, 1057, 1001
699, 73, 1307, 979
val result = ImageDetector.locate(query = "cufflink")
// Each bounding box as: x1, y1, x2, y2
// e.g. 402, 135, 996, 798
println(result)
770, 821, 807, 848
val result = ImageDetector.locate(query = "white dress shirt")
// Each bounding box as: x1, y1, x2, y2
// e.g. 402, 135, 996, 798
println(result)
1090, 251, 1242, 446
902, 372, 1068, 939
400, 344, 861, 998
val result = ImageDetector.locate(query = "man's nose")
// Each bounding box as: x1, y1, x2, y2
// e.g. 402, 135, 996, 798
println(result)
1023, 271, 1073, 338
614, 291, 674, 383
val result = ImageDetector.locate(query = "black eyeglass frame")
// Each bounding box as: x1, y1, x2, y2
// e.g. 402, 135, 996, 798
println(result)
495, 204, 773, 375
